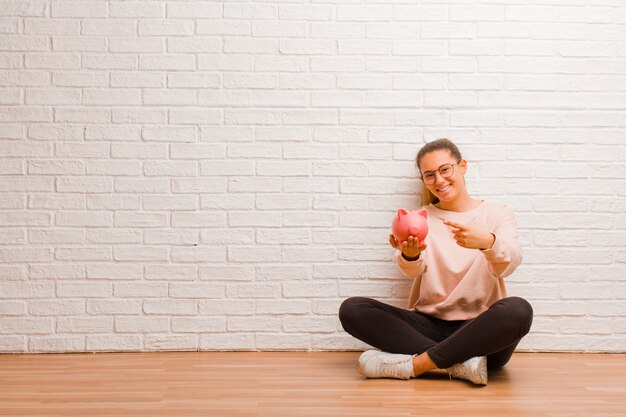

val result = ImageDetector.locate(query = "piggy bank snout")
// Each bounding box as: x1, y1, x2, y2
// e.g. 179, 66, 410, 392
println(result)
408, 225, 421, 236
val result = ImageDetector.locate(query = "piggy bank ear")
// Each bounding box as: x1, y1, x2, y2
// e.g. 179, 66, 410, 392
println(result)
397, 208, 408, 218
417, 208, 428, 219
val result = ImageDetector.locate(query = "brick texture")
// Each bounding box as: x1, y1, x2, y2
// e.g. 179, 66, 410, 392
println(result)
1, 0, 625, 353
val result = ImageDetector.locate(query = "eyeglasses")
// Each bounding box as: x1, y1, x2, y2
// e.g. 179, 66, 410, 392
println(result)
419, 162, 460, 185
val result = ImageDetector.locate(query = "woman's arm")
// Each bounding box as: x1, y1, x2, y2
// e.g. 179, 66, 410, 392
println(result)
395, 249, 428, 278
443, 204, 522, 278
479, 205, 523, 278
394, 249, 427, 310
389, 234, 427, 278
389, 234, 427, 309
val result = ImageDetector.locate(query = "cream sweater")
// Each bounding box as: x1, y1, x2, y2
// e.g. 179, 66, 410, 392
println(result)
395, 201, 522, 320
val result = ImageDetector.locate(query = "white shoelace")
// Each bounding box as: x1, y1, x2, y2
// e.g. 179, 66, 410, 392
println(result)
378, 357, 411, 379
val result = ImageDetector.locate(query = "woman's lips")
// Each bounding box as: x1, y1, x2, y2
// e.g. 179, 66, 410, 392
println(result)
436, 184, 451, 195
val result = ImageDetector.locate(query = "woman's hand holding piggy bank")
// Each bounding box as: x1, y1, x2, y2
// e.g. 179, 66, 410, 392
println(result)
389, 208, 429, 260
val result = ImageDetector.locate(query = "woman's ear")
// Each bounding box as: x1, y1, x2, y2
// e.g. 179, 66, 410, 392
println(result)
459, 159, 468, 175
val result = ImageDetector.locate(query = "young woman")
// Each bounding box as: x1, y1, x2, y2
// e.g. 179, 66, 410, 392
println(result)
339, 138, 533, 385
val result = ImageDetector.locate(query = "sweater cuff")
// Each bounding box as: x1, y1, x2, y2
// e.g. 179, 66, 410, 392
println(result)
480, 234, 505, 261
396, 249, 424, 266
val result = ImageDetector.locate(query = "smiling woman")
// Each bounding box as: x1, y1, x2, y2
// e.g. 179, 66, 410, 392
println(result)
416, 138, 465, 208
339, 138, 533, 386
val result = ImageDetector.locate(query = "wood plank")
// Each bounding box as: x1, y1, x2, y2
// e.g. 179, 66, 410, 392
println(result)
0, 352, 624, 416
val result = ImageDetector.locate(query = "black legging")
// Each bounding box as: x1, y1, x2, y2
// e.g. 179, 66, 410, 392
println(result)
339, 296, 533, 370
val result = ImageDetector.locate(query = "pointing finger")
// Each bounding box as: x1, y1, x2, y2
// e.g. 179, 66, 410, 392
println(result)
443, 219, 467, 229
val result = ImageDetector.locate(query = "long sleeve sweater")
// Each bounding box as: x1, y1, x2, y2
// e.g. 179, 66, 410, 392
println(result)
395, 201, 522, 321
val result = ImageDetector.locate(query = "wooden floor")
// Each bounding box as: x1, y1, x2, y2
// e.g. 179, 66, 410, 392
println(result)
0, 352, 625, 417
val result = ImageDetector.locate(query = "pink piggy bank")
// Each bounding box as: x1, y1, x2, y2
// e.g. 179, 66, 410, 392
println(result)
391, 208, 429, 245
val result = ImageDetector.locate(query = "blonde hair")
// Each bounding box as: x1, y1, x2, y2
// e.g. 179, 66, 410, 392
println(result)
415, 138, 463, 206
421, 186, 439, 206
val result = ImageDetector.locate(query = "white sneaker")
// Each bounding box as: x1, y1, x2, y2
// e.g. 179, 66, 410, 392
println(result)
357, 350, 414, 380
447, 356, 488, 385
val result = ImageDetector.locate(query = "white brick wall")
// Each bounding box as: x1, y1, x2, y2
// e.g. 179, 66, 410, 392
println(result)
1, 0, 625, 354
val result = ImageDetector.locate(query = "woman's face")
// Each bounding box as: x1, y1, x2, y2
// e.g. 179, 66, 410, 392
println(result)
419, 150, 467, 203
